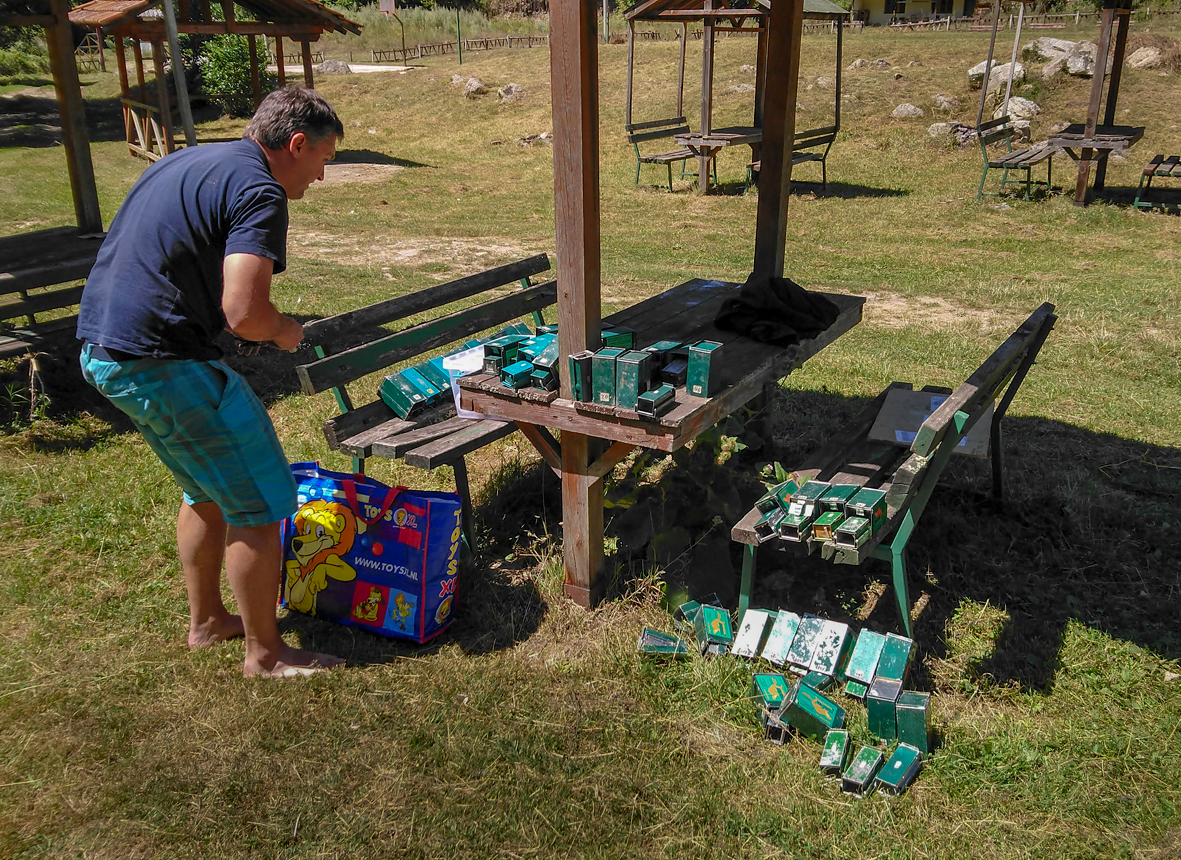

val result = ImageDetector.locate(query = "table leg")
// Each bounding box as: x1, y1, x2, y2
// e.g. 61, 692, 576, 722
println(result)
561, 432, 606, 607
1073, 146, 1094, 206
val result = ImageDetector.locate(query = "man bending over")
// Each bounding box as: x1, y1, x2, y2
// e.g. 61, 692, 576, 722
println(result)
77, 87, 344, 678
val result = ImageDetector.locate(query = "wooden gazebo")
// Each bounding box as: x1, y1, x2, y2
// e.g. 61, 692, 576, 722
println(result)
624, 0, 848, 189
457, 0, 863, 606
0, 0, 104, 357
69, 0, 359, 161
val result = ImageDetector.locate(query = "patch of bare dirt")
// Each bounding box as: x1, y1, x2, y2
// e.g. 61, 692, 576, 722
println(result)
858, 291, 1005, 333
287, 230, 539, 275
319, 163, 404, 185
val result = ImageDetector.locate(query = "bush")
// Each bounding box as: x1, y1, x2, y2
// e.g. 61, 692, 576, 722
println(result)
0, 27, 49, 77
199, 35, 277, 118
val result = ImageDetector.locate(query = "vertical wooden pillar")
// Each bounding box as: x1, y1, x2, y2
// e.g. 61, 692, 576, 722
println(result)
132, 38, 150, 150
751, 0, 804, 279
95, 27, 106, 72
677, 22, 687, 118
1074, 3, 1116, 205
275, 36, 287, 87
114, 36, 133, 150
697, 0, 716, 190
248, 35, 262, 107
753, 19, 768, 128
625, 20, 634, 125
301, 39, 314, 88
1093, 6, 1130, 192
43, 0, 102, 233
550, 0, 604, 608
151, 39, 175, 153
161, 0, 197, 147
834, 15, 843, 130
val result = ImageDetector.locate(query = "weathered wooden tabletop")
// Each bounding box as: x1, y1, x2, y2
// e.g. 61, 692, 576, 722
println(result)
1048, 123, 1145, 153
674, 126, 763, 150
458, 278, 864, 453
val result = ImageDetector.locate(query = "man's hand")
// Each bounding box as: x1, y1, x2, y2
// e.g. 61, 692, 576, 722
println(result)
272, 316, 304, 352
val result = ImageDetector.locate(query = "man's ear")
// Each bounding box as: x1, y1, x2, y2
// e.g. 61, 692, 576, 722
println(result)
287, 131, 308, 156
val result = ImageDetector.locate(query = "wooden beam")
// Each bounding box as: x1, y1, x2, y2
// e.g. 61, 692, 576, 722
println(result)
161, 0, 197, 147
625, 20, 635, 126
44, 0, 102, 233
1093, 9, 1130, 191
751, 0, 804, 278
114, 37, 133, 150
697, 0, 716, 190
301, 38, 314, 88
151, 39, 175, 154
516, 423, 562, 476
248, 34, 261, 108
275, 36, 286, 87
1075, 3, 1115, 205
753, 20, 767, 128
678, 22, 686, 118
550, 0, 604, 608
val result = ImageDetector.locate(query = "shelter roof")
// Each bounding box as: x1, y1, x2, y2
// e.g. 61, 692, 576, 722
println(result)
69, 0, 360, 34
626, 0, 847, 23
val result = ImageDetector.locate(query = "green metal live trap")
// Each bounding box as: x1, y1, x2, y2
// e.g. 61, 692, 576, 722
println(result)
686, 340, 724, 397
591, 347, 624, 405
842, 746, 884, 795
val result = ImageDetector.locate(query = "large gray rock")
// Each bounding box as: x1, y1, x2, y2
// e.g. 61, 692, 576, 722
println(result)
724, 84, 756, 94
1067, 41, 1097, 77
968, 59, 995, 88
815, 76, 833, 88
451, 73, 465, 85
994, 96, 1040, 120
1041, 56, 1068, 80
847, 58, 868, 70
740, 64, 756, 73
498, 82, 525, 102
928, 122, 954, 137
463, 77, 489, 98
1023, 37, 1075, 61
316, 59, 351, 74
892, 103, 925, 118
986, 61, 1026, 93
1127, 47, 1164, 70
870, 58, 892, 69
933, 93, 959, 112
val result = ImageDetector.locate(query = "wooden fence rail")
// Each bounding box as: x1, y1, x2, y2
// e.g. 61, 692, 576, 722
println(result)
371, 33, 548, 64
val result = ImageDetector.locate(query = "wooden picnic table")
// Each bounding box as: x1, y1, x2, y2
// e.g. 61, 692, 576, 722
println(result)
674, 126, 763, 193
458, 277, 863, 454
1047, 123, 1145, 204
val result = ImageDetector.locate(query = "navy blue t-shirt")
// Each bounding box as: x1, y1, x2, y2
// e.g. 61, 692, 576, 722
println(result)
77, 138, 288, 361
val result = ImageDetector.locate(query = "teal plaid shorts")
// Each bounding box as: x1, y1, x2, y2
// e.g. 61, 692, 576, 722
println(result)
80, 344, 297, 527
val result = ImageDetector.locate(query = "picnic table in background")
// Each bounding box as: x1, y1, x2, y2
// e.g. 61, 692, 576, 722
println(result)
674, 126, 763, 194
1047, 124, 1145, 204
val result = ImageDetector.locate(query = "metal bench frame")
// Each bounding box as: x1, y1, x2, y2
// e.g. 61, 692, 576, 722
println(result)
977, 116, 1055, 202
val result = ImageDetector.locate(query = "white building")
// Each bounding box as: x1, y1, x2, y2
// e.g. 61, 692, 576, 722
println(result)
850, 0, 977, 26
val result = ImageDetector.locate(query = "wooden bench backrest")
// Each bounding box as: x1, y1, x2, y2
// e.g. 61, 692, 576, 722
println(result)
978, 115, 1016, 148
296, 253, 555, 397
908, 302, 1056, 459
626, 117, 690, 144
793, 125, 838, 150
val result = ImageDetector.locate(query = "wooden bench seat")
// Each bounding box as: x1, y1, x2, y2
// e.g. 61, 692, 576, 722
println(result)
1134, 154, 1181, 210
295, 254, 557, 550
0, 227, 104, 359
731, 303, 1057, 635
977, 116, 1055, 201
746, 125, 839, 191
626, 117, 716, 192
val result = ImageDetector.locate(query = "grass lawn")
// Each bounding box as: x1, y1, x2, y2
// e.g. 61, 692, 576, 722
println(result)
1, 18, 1180, 860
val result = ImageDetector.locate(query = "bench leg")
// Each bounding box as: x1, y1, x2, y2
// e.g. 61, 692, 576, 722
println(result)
634, 157, 641, 186
667, 162, 674, 193
452, 457, 476, 554
872, 508, 916, 638
738, 543, 757, 619
977, 165, 989, 202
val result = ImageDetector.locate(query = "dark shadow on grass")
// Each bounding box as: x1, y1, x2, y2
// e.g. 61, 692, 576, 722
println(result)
278, 456, 555, 661
744, 180, 911, 200
728, 387, 1181, 696
332, 149, 429, 169
0, 91, 127, 147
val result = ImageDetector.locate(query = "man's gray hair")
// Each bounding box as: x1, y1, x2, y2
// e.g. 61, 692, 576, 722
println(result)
244, 86, 344, 150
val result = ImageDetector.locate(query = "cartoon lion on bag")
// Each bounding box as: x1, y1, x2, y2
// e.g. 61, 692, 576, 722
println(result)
285, 500, 359, 615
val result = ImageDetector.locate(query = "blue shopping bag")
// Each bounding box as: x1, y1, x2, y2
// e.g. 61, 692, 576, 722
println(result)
280, 462, 462, 643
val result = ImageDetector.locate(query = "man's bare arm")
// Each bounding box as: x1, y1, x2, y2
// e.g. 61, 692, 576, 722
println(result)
222, 253, 303, 351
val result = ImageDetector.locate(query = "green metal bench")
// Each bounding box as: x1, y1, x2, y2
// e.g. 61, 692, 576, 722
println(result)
626, 117, 716, 192
730, 303, 1057, 635
1134, 154, 1181, 210
977, 116, 1056, 202
746, 125, 839, 191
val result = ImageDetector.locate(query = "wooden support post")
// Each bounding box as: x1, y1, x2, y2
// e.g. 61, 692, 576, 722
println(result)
751, 0, 804, 278
697, 0, 716, 190
275, 36, 286, 87
1075, 3, 1115, 205
151, 39, 175, 154
248, 35, 261, 107
44, 0, 102, 233
834, 15, 843, 131
1094, 8, 1131, 192
753, 19, 768, 128
677, 22, 686, 118
301, 39, 314, 88
115, 36, 133, 150
625, 20, 634, 126
95, 27, 106, 72
161, 0, 197, 147
550, 0, 604, 607
132, 38, 150, 150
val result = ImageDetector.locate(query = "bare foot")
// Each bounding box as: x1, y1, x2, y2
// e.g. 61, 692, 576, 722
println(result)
189, 613, 246, 649
244, 644, 345, 679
